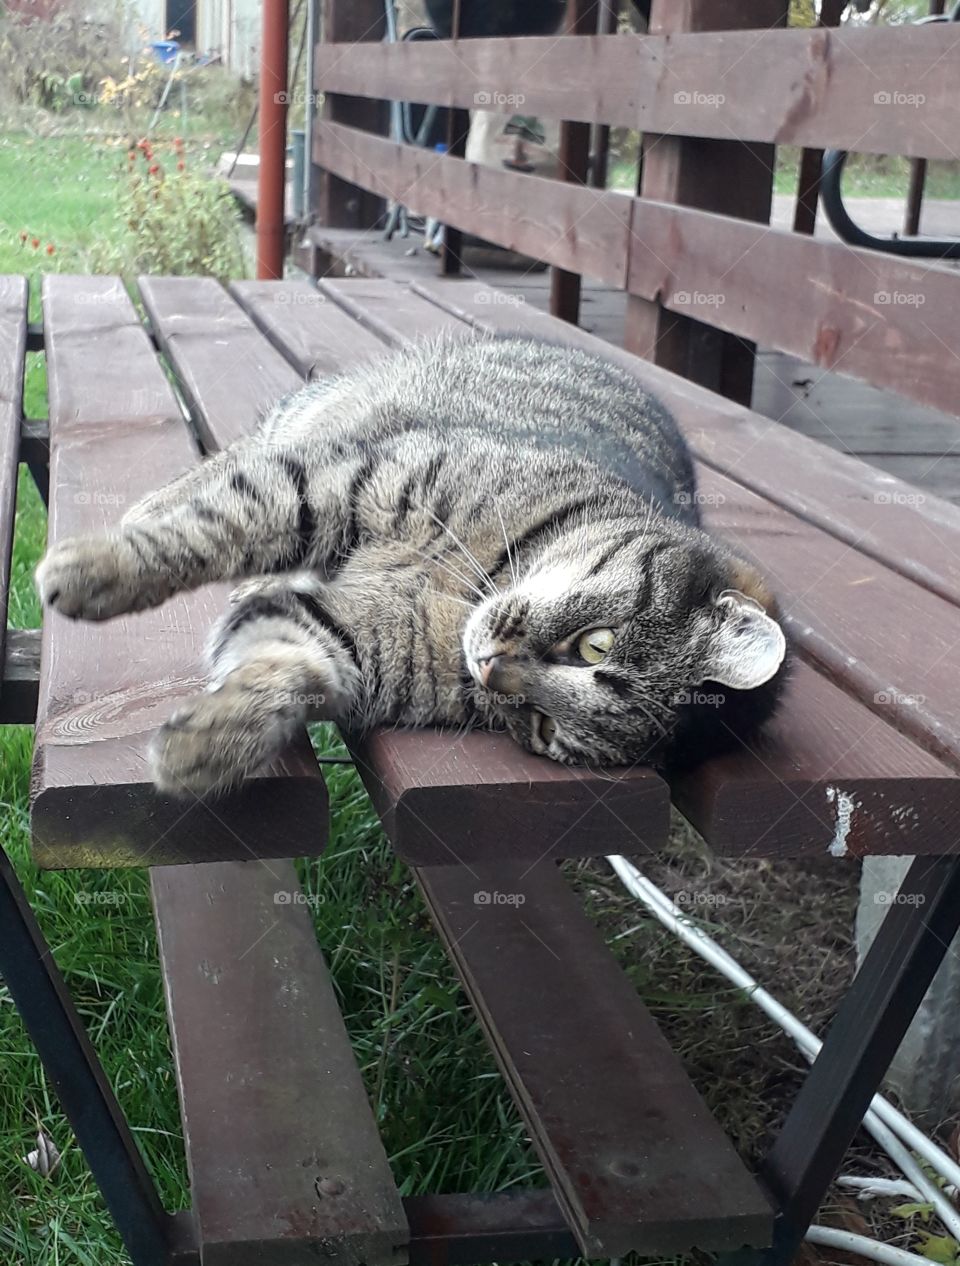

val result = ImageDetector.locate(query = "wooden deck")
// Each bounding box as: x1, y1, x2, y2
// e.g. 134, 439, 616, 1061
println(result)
299, 206, 960, 504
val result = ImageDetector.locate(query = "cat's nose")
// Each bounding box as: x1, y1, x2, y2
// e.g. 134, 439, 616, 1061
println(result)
476, 654, 502, 688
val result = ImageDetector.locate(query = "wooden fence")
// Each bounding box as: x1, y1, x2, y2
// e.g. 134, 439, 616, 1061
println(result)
311, 0, 960, 412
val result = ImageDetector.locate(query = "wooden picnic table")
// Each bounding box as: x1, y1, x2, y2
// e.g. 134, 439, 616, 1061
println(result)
2, 272, 960, 1266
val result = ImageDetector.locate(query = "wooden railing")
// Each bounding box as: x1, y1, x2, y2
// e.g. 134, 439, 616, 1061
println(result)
311, 0, 960, 414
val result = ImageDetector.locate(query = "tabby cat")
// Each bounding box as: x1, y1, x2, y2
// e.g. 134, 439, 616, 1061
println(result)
36, 334, 787, 796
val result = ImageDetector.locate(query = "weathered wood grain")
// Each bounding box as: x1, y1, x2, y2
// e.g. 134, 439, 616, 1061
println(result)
152, 859, 408, 1266
626, 198, 960, 422
139, 275, 302, 449
352, 727, 669, 865
1, 628, 40, 725
0, 277, 29, 709
230, 279, 388, 377
417, 860, 773, 1255
33, 275, 328, 867
314, 25, 960, 158
311, 122, 632, 288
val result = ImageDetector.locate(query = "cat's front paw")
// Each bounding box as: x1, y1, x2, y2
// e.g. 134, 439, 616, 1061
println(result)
36, 534, 148, 621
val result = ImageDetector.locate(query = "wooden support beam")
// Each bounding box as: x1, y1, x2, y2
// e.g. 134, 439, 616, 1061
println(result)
624, 0, 788, 407
314, 0, 387, 229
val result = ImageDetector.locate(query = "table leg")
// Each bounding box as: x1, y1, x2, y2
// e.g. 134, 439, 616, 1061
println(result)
730, 855, 960, 1266
0, 844, 192, 1266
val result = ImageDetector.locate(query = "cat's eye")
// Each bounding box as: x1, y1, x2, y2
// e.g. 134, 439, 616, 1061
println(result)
576, 628, 615, 664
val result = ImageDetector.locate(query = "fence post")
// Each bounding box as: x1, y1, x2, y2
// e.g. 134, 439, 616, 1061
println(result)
624, 0, 788, 407
313, 0, 387, 229
549, 0, 603, 324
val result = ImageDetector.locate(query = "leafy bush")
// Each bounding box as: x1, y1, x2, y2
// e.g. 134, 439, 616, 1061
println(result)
91, 138, 247, 282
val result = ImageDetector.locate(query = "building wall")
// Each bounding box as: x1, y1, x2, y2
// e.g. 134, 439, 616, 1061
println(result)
128, 0, 260, 77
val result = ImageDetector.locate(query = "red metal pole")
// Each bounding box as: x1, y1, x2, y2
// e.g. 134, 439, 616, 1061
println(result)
257, 0, 289, 279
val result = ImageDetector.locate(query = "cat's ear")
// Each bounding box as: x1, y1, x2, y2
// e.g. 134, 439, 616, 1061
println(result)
700, 589, 786, 691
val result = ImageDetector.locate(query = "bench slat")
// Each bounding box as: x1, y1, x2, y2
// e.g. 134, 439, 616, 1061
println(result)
229, 279, 388, 378
140, 275, 303, 449
0, 277, 28, 712
319, 277, 464, 346
33, 275, 327, 868
417, 861, 773, 1256
152, 860, 407, 1266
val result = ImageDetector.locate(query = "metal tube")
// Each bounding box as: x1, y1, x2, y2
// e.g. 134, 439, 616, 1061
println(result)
257, 0, 290, 278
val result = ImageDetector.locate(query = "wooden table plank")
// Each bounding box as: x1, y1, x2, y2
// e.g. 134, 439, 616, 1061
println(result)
0, 276, 28, 710
152, 860, 408, 1266
319, 277, 464, 346
230, 279, 389, 378
417, 861, 772, 1257
140, 275, 302, 449
353, 728, 669, 865
33, 275, 328, 868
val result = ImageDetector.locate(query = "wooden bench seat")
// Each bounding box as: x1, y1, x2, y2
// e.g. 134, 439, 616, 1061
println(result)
17, 270, 960, 1264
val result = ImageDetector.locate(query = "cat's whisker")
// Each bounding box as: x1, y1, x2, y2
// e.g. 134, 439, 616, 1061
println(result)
420, 506, 497, 595
495, 506, 518, 586
410, 547, 487, 601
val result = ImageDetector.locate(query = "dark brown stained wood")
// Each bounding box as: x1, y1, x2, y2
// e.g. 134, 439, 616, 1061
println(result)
152, 860, 408, 1266
1, 627, 40, 725
0, 276, 27, 708
314, 25, 960, 158
318, 277, 469, 346
626, 198, 960, 422
670, 659, 960, 859
404, 1190, 577, 1264
33, 275, 328, 868
412, 279, 960, 609
138, 275, 302, 449
416, 861, 773, 1255
696, 465, 960, 770
623, 0, 783, 407
316, 0, 387, 230
350, 728, 670, 866
311, 122, 632, 288
229, 279, 389, 377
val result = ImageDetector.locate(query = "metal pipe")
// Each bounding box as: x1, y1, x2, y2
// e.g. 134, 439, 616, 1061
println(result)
257, 0, 290, 278
303, 0, 319, 218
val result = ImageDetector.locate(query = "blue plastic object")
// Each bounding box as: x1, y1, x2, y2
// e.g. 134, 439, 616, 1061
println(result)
149, 40, 180, 65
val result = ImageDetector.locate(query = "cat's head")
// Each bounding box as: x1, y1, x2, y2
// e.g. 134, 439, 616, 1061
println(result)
462, 516, 786, 768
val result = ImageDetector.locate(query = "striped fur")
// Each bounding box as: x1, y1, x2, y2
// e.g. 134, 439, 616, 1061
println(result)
37, 333, 787, 795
